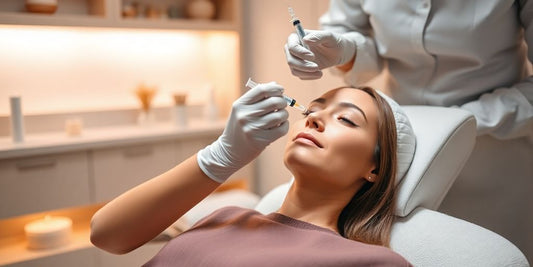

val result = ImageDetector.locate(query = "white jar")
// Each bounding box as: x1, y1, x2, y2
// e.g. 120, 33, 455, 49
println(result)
173, 105, 188, 127
186, 0, 216, 20
9, 96, 25, 143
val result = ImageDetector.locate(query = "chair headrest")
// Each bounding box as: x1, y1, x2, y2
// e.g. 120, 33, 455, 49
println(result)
395, 106, 476, 216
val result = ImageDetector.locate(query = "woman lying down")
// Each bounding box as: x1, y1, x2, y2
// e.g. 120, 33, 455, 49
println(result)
90, 81, 416, 266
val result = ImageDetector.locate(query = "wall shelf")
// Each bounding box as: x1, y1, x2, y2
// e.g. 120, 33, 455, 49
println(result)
0, 12, 111, 28
0, 223, 93, 265
0, 203, 167, 266
0, 119, 225, 160
0, 204, 100, 266
0, 0, 240, 31
115, 17, 238, 31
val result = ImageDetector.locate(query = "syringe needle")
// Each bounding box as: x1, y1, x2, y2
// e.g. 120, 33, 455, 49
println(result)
288, 6, 296, 21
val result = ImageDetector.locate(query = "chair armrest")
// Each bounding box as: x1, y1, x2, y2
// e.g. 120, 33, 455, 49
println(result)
391, 207, 530, 266
254, 182, 291, 214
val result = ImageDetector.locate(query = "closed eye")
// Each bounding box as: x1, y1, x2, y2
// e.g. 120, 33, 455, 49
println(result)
339, 117, 357, 127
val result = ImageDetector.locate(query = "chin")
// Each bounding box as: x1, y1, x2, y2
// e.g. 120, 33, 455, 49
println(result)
283, 147, 321, 178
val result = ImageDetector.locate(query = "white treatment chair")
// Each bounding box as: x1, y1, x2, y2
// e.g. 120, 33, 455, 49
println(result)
254, 106, 530, 267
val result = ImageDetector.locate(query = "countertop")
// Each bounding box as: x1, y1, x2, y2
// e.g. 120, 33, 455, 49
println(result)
0, 120, 226, 160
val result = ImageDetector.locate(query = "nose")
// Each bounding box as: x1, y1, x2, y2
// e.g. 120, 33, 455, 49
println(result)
305, 112, 325, 131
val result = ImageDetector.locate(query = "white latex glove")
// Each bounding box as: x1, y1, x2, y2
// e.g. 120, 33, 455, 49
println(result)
284, 30, 357, 80
197, 82, 289, 183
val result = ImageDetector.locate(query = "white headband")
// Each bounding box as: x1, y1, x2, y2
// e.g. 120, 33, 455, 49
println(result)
377, 91, 416, 185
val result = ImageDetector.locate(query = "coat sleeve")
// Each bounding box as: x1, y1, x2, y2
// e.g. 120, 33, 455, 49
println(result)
319, 0, 384, 85
459, 0, 533, 139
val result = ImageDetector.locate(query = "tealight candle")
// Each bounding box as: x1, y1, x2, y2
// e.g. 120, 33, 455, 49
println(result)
24, 215, 72, 249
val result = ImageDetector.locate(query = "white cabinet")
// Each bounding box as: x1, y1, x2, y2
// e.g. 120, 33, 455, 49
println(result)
0, 152, 91, 219
92, 136, 221, 203
92, 141, 176, 202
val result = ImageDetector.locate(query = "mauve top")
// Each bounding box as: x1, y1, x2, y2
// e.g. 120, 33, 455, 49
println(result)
143, 207, 412, 266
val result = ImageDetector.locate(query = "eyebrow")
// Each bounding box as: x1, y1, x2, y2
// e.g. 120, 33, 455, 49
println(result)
311, 97, 368, 122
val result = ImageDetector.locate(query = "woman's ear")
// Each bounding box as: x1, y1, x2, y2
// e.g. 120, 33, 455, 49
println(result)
365, 173, 377, 183
362, 166, 377, 183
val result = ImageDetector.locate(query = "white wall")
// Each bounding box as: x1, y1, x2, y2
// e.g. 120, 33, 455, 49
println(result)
243, 0, 345, 195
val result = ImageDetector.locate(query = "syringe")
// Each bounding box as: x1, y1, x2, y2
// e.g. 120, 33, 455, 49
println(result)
288, 6, 308, 49
245, 78, 307, 113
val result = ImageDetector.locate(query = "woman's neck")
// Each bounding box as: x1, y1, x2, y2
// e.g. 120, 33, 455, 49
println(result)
277, 178, 359, 233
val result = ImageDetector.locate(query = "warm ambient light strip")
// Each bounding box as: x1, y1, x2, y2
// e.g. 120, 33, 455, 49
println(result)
0, 203, 105, 265
0, 25, 238, 115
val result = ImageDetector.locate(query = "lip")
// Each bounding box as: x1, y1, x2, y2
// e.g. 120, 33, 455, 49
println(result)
293, 132, 323, 148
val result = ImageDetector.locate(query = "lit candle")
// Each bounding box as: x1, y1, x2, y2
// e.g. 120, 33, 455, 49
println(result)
24, 215, 72, 249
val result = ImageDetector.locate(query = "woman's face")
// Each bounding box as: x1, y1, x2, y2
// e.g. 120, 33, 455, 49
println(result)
284, 88, 379, 189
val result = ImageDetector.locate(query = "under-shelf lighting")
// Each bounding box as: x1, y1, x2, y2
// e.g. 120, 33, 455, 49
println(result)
0, 25, 239, 117
0, 203, 104, 265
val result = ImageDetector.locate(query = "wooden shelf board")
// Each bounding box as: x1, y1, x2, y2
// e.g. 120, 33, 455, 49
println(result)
0, 119, 226, 160
0, 223, 93, 265
0, 12, 237, 31
0, 12, 109, 28
116, 17, 237, 31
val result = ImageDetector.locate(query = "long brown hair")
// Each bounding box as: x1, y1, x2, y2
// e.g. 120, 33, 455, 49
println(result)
337, 86, 398, 247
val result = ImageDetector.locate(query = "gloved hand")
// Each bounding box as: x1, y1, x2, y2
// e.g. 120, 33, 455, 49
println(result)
284, 30, 357, 80
197, 82, 289, 183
